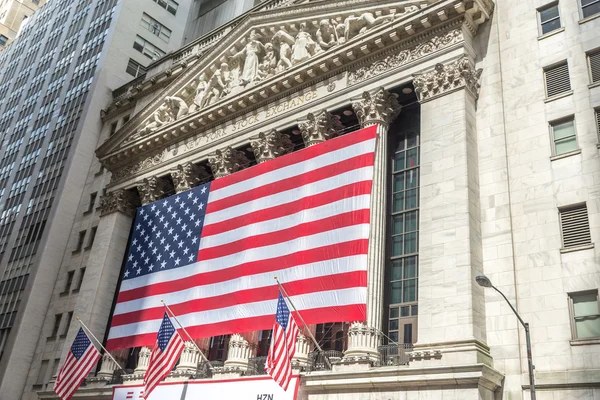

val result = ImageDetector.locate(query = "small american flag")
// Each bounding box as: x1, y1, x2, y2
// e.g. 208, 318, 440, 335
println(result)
265, 292, 299, 390
54, 328, 101, 400
143, 313, 185, 399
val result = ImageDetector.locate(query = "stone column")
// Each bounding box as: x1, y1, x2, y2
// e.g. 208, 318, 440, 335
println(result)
250, 129, 294, 163
96, 353, 122, 379
170, 162, 210, 193
208, 147, 249, 178
175, 341, 201, 373
291, 333, 311, 370
410, 55, 490, 366
133, 346, 152, 374
135, 176, 171, 205
343, 88, 401, 363
298, 110, 343, 147
223, 333, 254, 371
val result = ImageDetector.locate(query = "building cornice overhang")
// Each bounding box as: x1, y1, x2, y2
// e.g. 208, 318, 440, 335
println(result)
97, 0, 493, 181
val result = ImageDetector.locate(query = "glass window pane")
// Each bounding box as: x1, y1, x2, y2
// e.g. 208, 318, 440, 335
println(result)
389, 319, 399, 330
400, 306, 410, 317
391, 260, 402, 281
411, 305, 418, 315
390, 282, 402, 304
404, 232, 417, 254
573, 293, 599, 316
552, 120, 574, 139
406, 148, 418, 168
392, 215, 403, 235
403, 324, 413, 344
393, 172, 404, 192
396, 139, 405, 152
403, 279, 416, 302
404, 257, 417, 279
575, 317, 600, 338
539, 5, 559, 22
405, 211, 418, 232
389, 331, 398, 342
392, 236, 403, 256
405, 169, 418, 189
541, 18, 561, 34
393, 152, 405, 172
390, 307, 399, 318
405, 189, 418, 209
393, 192, 405, 212
583, 3, 600, 18
554, 137, 578, 154
406, 131, 418, 148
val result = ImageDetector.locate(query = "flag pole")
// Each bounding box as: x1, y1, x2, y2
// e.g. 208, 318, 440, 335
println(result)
76, 317, 126, 373
160, 300, 213, 369
274, 276, 324, 353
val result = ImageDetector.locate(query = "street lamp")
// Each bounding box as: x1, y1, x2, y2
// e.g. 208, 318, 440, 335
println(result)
476, 275, 536, 400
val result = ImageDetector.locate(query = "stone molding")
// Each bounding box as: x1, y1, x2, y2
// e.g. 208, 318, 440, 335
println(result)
170, 162, 210, 193
299, 110, 343, 146
413, 54, 482, 102
135, 176, 171, 205
250, 129, 294, 163
99, 189, 138, 217
208, 147, 250, 178
110, 151, 166, 183
352, 87, 401, 128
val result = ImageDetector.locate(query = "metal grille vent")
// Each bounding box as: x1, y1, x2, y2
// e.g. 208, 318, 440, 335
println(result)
545, 62, 571, 98
560, 204, 592, 249
596, 109, 600, 139
591, 51, 600, 83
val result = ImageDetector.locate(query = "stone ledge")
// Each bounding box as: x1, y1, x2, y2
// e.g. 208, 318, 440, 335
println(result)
537, 26, 565, 41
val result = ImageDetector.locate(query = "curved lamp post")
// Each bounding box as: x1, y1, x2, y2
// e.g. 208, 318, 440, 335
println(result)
476, 275, 536, 400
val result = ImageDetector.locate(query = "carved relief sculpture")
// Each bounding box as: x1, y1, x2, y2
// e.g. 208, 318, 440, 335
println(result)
343, 12, 393, 42
413, 55, 483, 102
272, 29, 294, 71
257, 43, 277, 80
170, 162, 210, 193
165, 96, 190, 120
138, 104, 172, 136
299, 110, 343, 147
189, 77, 208, 113
233, 30, 265, 86
136, 176, 171, 205
292, 22, 321, 65
250, 129, 294, 163
208, 147, 250, 178
352, 87, 401, 128
316, 19, 340, 49
100, 189, 138, 217
198, 63, 231, 108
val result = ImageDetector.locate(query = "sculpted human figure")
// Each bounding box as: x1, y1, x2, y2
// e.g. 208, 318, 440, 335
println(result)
164, 96, 189, 120
316, 19, 338, 49
198, 63, 231, 107
272, 29, 294, 71
257, 43, 277, 80
139, 104, 171, 135
189, 77, 208, 113
291, 22, 321, 65
343, 12, 393, 42
233, 30, 265, 86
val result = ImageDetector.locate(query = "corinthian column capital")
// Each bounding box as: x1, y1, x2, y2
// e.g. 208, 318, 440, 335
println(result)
413, 55, 483, 103
170, 162, 210, 193
99, 189, 138, 217
250, 129, 294, 163
298, 110, 343, 147
352, 87, 401, 129
136, 176, 171, 205
208, 147, 249, 179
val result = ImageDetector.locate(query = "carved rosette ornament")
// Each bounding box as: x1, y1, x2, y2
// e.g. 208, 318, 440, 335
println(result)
136, 176, 171, 205
99, 189, 138, 217
250, 129, 294, 163
413, 55, 483, 103
170, 162, 210, 193
298, 110, 343, 147
208, 147, 249, 179
352, 87, 401, 128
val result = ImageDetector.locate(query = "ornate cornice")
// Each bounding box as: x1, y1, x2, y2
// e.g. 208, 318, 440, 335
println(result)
135, 176, 171, 205
413, 54, 482, 102
170, 162, 210, 193
352, 87, 401, 128
99, 189, 138, 217
250, 129, 294, 163
208, 147, 250, 178
299, 110, 343, 147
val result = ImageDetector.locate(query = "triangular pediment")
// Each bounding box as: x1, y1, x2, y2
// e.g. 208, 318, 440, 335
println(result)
98, 0, 492, 173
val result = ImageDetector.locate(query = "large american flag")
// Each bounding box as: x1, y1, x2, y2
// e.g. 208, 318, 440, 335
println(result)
106, 126, 377, 350
265, 292, 299, 390
143, 313, 185, 399
54, 328, 101, 400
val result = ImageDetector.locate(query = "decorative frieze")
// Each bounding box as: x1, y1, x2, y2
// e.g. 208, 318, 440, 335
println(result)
110, 151, 166, 183
136, 176, 171, 205
352, 87, 401, 128
170, 162, 210, 193
250, 129, 294, 163
348, 28, 464, 85
208, 147, 249, 178
413, 54, 483, 102
299, 110, 343, 147
99, 189, 138, 217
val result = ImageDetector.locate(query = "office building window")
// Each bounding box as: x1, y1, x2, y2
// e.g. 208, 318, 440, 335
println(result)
0, 35, 7, 46
580, 0, 600, 18
559, 204, 592, 249
125, 59, 146, 78
49, 314, 61, 339
141, 13, 171, 42
109, 121, 118, 136
538, 3, 561, 35
133, 35, 165, 60
86, 226, 97, 249
85, 192, 97, 214
152, 0, 178, 15
35, 360, 49, 386
61, 312, 73, 337
61, 271, 74, 294
569, 290, 600, 339
544, 61, 571, 98
122, 115, 130, 124
588, 49, 600, 83
74, 267, 86, 292
73, 231, 86, 253
550, 117, 577, 155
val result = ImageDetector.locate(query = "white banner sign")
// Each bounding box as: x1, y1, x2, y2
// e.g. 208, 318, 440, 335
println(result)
113, 376, 299, 400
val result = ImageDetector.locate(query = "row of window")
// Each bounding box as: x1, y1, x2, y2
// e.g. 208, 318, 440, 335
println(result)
133, 35, 166, 60
151, 0, 178, 15
60, 267, 86, 296
543, 52, 599, 101
72, 226, 97, 253
548, 109, 600, 157
538, 0, 600, 36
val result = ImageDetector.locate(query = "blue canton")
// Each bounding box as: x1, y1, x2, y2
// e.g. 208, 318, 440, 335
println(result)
71, 328, 92, 360
275, 293, 290, 331
123, 183, 211, 280
157, 313, 177, 352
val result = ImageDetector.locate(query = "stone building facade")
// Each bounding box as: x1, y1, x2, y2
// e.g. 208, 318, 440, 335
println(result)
21, 0, 600, 398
